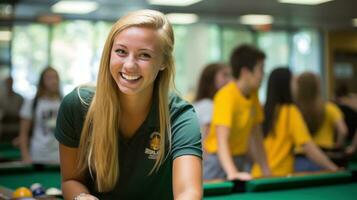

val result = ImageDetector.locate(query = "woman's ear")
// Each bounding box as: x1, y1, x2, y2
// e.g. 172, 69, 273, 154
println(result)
160, 67, 166, 71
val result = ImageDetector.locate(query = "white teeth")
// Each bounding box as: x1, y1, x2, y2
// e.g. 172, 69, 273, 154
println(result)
121, 73, 140, 80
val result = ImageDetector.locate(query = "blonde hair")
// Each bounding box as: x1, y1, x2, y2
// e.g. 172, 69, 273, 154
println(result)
77, 10, 175, 192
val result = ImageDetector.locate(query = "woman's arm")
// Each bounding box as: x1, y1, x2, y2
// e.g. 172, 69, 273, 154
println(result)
334, 120, 348, 149
202, 124, 210, 141
346, 130, 357, 155
173, 155, 202, 200
303, 141, 338, 171
248, 125, 271, 176
59, 144, 98, 200
18, 118, 32, 163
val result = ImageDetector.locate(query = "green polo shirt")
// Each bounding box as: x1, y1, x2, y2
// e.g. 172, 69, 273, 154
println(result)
55, 87, 202, 200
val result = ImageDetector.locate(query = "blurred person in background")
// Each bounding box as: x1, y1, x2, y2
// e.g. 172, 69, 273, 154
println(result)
335, 84, 357, 155
18, 66, 62, 164
294, 72, 347, 171
0, 76, 24, 142
193, 63, 231, 143
203, 44, 271, 181
251, 68, 338, 177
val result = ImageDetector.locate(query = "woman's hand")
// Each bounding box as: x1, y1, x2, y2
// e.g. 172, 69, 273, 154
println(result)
227, 172, 252, 181
22, 155, 32, 164
346, 145, 356, 155
74, 193, 99, 200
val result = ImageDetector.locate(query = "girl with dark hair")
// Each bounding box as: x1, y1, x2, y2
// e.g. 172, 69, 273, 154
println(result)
18, 66, 62, 164
193, 63, 231, 140
251, 68, 337, 177
294, 72, 347, 171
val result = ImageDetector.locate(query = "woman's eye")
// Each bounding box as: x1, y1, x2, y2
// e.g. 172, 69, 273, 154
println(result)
139, 53, 151, 59
115, 49, 126, 55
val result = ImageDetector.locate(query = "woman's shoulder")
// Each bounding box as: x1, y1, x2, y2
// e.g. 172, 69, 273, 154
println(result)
169, 92, 192, 110
324, 101, 343, 119
169, 92, 196, 118
64, 86, 95, 104
61, 86, 95, 113
325, 101, 340, 111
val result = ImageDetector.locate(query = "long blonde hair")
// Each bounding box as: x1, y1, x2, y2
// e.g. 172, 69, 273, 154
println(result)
77, 10, 175, 192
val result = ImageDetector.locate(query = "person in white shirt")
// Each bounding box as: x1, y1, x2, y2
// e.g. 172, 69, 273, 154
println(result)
193, 63, 231, 141
18, 66, 62, 164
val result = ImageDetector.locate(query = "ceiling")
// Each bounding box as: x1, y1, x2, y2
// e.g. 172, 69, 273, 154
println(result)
3, 0, 357, 30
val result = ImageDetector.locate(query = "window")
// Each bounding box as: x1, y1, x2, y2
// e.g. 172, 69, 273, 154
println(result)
257, 31, 289, 103
11, 24, 49, 98
221, 27, 254, 62
290, 29, 321, 74
173, 24, 221, 100
51, 20, 95, 94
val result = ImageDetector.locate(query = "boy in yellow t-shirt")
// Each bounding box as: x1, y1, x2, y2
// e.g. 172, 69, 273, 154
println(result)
203, 44, 271, 181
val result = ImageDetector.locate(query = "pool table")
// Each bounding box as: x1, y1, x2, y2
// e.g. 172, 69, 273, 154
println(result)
203, 171, 357, 200
0, 162, 61, 190
0, 143, 21, 162
1, 161, 356, 200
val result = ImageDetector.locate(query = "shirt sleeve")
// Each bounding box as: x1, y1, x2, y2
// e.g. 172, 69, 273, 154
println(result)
55, 89, 84, 148
252, 92, 264, 125
326, 102, 343, 123
20, 98, 33, 120
212, 90, 234, 127
170, 101, 202, 160
289, 106, 312, 147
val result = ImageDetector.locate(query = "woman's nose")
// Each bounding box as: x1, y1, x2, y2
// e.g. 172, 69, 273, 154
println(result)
123, 54, 138, 70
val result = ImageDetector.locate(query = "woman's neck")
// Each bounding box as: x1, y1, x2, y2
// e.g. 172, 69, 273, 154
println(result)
118, 91, 153, 139
119, 89, 153, 118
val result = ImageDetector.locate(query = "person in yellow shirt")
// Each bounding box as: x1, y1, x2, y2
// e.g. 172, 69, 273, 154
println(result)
251, 68, 338, 177
294, 72, 347, 172
193, 63, 232, 142
204, 44, 271, 181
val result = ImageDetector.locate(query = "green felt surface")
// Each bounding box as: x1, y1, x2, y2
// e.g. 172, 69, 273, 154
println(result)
0, 143, 21, 161
0, 170, 61, 189
348, 161, 357, 171
246, 171, 352, 192
204, 181, 233, 196
204, 182, 357, 200
0, 163, 61, 189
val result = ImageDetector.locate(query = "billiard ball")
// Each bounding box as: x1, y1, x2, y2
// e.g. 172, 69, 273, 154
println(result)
12, 187, 33, 198
46, 187, 62, 196
30, 183, 42, 191
32, 187, 46, 197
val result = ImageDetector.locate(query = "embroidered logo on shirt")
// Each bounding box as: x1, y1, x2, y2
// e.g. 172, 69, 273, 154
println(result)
145, 132, 161, 160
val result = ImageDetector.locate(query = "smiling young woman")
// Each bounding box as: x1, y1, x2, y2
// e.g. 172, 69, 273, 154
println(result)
55, 10, 202, 200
